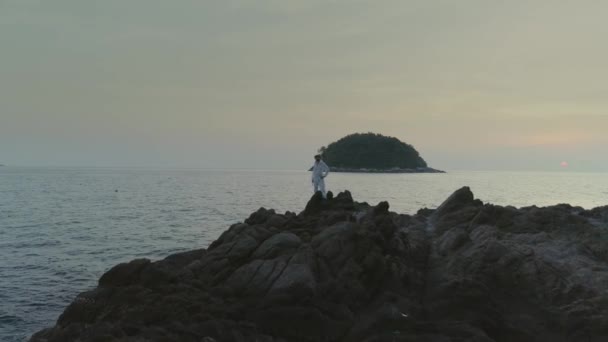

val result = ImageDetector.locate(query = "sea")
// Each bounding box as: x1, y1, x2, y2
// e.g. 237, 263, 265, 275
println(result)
1, 166, 608, 341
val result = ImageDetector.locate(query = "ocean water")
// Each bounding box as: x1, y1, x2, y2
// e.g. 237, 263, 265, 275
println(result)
1, 167, 608, 341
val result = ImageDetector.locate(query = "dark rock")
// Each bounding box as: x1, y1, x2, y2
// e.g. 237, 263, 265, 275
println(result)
433, 186, 477, 219
225, 256, 290, 296
31, 188, 608, 342
245, 208, 276, 225
266, 214, 288, 228
268, 260, 316, 297
373, 201, 390, 216
98, 258, 150, 287
416, 207, 434, 217
302, 191, 324, 215
333, 190, 355, 210
252, 232, 301, 259
226, 234, 259, 260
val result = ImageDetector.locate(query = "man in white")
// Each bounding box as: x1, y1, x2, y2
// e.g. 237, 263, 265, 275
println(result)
311, 154, 330, 198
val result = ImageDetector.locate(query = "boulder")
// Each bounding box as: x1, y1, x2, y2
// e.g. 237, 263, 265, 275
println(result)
252, 232, 301, 260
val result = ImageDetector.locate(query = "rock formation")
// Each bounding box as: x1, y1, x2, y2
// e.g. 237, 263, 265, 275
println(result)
31, 188, 608, 341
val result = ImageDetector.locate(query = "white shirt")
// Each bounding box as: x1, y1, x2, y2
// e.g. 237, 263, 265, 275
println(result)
311, 160, 330, 180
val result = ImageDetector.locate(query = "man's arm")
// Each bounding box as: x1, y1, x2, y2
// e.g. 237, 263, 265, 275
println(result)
322, 161, 330, 178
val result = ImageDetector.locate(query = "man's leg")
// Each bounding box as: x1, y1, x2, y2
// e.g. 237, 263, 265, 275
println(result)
312, 179, 319, 193
318, 178, 326, 198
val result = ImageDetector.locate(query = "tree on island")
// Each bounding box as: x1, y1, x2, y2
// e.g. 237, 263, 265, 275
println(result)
318, 133, 428, 170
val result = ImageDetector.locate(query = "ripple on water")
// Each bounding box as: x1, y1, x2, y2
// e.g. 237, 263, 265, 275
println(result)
10, 240, 61, 249
0, 314, 25, 325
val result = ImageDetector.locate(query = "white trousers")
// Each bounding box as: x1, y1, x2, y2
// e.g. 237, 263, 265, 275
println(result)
312, 177, 326, 198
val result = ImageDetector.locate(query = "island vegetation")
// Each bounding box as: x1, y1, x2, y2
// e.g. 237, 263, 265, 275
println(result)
318, 133, 443, 173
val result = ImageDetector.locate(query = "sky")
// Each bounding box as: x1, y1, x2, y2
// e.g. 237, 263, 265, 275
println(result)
2, 0, 608, 171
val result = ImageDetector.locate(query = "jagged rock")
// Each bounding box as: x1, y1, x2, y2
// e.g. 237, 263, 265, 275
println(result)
31, 188, 608, 342
302, 191, 327, 215
435, 186, 476, 214
373, 201, 390, 215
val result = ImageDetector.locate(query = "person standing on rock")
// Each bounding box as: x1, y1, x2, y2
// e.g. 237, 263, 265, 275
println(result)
311, 154, 330, 198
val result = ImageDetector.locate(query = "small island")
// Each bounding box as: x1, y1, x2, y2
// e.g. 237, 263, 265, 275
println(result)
318, 133, 444, 173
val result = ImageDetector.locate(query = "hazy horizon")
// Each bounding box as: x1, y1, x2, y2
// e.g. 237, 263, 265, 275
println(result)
3, 1, 608, 172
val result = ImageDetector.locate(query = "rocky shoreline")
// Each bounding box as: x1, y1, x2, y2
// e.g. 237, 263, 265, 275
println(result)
328, 167, 445, 174
31, 188, 608, 341
307, 167, 445, 173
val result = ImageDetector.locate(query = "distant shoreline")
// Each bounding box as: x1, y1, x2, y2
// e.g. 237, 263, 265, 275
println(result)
310, 167, 446, 174
331, 167, 445, 174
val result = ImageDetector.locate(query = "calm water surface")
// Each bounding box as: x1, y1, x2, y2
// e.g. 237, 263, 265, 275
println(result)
1, 167, 608, 341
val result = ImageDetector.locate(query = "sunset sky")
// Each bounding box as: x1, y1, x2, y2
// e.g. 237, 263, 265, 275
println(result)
2, 1, 608, 171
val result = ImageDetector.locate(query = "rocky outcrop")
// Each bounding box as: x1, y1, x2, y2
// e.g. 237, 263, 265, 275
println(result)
31, 188, 608, 342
